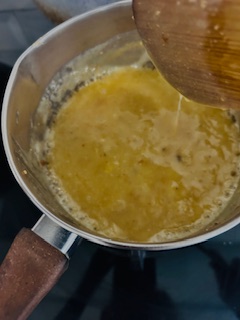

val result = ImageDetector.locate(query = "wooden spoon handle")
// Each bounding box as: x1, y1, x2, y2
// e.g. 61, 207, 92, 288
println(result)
0, 228, 69, 320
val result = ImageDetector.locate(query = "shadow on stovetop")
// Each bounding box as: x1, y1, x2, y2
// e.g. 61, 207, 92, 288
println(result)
0, 63, 13, 194
55, 248, 181, 320
53, 241, 240, 320
199, 245, 240, 319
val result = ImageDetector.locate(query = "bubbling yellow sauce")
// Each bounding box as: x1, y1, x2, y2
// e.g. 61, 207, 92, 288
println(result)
45, 67, 240, 242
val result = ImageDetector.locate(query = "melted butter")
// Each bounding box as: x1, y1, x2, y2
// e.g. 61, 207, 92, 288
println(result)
175, 93, 183, 128
46, 67, 240, 242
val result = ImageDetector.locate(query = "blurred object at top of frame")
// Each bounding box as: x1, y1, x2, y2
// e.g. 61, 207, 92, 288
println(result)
34, 0, 123, 23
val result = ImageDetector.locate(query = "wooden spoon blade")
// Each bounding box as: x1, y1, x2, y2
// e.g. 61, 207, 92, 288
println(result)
133, 0, 240, 109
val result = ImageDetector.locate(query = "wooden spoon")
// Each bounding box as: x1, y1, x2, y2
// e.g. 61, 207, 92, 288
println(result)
132, 0, 240, 109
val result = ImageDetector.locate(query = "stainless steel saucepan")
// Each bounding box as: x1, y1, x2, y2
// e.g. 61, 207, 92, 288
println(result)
1, 1, 240, 319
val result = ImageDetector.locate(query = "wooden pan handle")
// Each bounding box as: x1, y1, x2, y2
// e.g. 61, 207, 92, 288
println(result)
0, 228, 69, 320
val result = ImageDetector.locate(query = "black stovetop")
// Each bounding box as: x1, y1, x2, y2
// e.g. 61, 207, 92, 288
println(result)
1, 63, 240, 320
